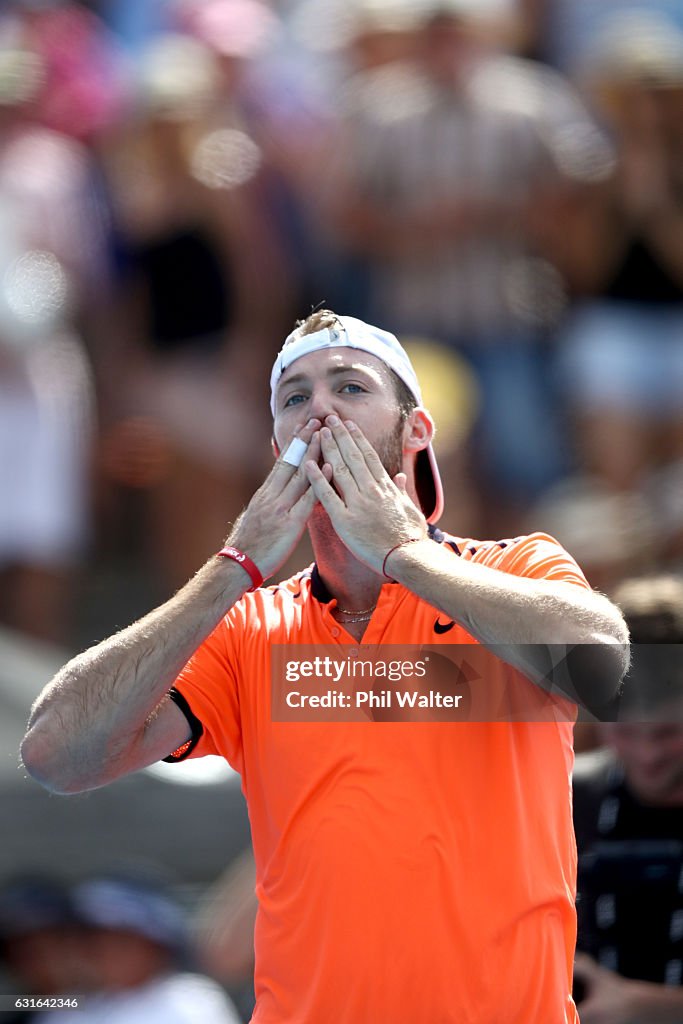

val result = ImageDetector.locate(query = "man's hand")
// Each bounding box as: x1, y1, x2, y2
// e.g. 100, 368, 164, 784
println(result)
573, 950, 675, 1024
574, 952, 683, 1024
574, 953, 641, 1024
228, 418, 324, 580
303, 415, 427, 573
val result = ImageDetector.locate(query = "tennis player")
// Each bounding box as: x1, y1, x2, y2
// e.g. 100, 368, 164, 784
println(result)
22, 310, 629, 1023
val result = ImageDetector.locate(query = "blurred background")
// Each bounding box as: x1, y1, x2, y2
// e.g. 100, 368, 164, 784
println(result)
1, 0, 683, 1018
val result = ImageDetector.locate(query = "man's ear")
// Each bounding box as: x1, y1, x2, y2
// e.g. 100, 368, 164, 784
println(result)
403, 408, 434, 453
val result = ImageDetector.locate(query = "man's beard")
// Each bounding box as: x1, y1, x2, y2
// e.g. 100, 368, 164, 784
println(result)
374, 418, 404, 479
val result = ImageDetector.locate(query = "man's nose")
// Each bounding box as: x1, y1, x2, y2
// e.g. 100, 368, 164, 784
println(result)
307, 386, 338, 421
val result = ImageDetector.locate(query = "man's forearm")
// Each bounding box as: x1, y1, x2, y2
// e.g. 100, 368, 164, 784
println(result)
303, 416, 629, 704
21, 557, 251, 794
387, 539, 629, 702
387, 537, 626, 645
21, 417, 324, 794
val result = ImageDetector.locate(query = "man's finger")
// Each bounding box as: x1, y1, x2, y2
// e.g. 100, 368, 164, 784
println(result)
344, 419, 391, 483
269, 419, 321, 489
279, 431, 321, 505
323, 416, 379, 488
304, 459, 347, 517
281, 436, 309, 468
289, 478, 318, 525
319, 426, 359, 501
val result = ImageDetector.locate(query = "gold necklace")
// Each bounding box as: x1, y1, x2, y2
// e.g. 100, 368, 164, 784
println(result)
334, 602, 377, 624
335, 614, 373, 625
335, 602, 377, 616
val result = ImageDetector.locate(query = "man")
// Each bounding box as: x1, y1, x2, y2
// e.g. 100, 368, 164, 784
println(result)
21, 310, 628, 1023
573, 575, 683, 1024
0, 877, 83, 1024
45, 875, 243, 1024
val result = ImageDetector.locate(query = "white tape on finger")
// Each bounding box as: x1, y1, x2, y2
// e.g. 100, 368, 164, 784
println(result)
282, 437, 308, 468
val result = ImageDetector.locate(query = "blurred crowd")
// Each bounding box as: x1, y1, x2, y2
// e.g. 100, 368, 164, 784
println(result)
1, 0, 683, 647
0, 872, 246, 1023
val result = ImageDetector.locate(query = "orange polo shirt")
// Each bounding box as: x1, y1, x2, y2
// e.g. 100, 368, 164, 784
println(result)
170, 531, 586, 1024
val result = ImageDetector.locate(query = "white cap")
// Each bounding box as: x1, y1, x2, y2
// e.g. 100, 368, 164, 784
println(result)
270, 314, 444, 523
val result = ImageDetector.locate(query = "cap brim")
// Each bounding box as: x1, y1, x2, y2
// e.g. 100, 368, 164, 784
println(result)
416, 443, 444, 525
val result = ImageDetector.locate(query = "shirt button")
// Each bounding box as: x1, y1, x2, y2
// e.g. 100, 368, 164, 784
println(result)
349, 648, 359, 658
331, 627, 340, 638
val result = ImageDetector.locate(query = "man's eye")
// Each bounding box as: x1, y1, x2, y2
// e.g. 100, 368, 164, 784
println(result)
284, 394, 306, 407
340, 383, 365, 394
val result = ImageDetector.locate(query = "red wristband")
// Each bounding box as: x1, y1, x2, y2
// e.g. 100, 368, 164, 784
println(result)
382, 537, 422, 580
216, 546, 264, 591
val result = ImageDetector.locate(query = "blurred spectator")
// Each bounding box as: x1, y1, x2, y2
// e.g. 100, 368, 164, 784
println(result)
0, 10, 111, 644
0, 876, 84, 1023
553, 11, 683, 572
2, 1, 128, 141
178, 0, 342, 319
572, 575, 683, 1021
97, 20, 294, 589
283, 0, 429, 316
45, 875, 243, 1024
176, 0, 323, 317
326, 0, 610, 531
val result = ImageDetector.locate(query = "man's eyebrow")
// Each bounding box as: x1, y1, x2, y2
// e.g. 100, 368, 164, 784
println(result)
278, 363, 380, 389
277, 371, 307, 390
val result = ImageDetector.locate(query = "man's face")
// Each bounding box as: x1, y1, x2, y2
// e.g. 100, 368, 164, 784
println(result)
602, 720, 683, 805
419, 16, 477, 88
82, 929, 171, 990
272, 346, 408, 478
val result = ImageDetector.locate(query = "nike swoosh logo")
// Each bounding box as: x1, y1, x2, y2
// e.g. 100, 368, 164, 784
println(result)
434, 618, 455, 634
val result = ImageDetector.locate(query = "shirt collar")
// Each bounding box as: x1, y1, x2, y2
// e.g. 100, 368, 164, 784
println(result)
309, 525, 447, 603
